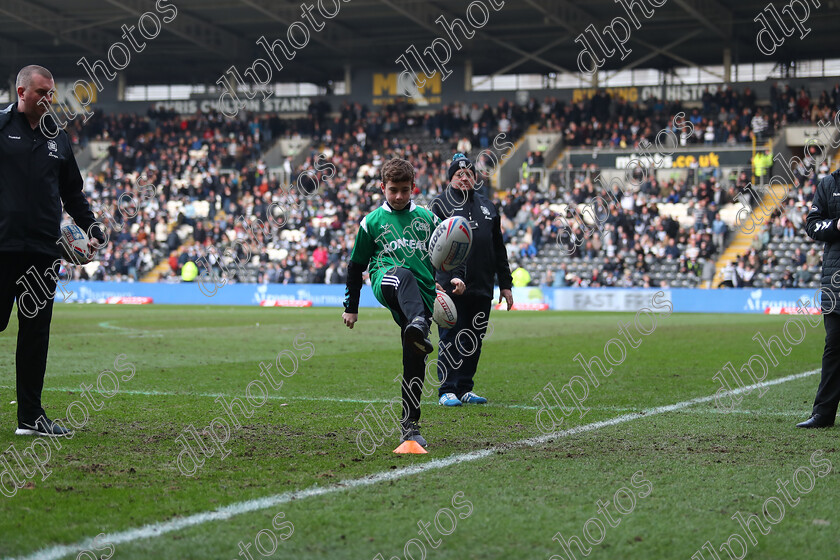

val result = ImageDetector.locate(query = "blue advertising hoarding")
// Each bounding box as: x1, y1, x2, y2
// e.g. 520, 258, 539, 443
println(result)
56, 282, 822, 315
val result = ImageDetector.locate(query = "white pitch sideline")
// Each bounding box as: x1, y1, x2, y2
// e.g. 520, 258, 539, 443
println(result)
0, 385, 665, 411
0, 384, 813, 416
8, 369, 819, 560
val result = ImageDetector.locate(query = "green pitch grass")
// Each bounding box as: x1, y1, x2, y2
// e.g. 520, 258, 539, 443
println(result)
0, 304, 836, 560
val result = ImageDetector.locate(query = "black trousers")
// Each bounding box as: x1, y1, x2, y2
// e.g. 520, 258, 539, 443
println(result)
380, 267, 429, 423
437, 295, 491, 397
0, 252, 59, 424
814, 312, 840, 417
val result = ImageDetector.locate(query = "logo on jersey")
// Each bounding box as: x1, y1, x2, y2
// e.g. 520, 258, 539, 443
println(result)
411, 219, 430, 233
47, 139, 59, 158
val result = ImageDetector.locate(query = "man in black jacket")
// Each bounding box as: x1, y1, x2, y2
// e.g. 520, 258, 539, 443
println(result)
798, 168, 840, 428
1, 65, 104, 436
430, 154, 513, 406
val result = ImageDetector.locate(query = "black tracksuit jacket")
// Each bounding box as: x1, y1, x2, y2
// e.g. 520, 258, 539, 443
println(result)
429, 186, 513, 298
0, 103, 102, 257
806, 169, 840, 312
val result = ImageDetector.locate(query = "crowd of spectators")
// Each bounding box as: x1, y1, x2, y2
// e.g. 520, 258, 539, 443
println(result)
60, 108, 304, 282
496, 160, 733, 288
60, 98, 532, 283
538, 83, 840, 150
720, 142, 828, 289
719, 216, 820, 290
57, 82, 836, 287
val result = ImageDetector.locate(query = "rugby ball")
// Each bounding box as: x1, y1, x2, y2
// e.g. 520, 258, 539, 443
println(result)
433, 290, 457, 328
58, 224, 93, 265
429, 216, 472, 272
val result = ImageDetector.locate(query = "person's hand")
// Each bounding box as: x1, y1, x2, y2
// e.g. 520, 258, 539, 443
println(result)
342, 312, 358, 329
435, 282, 444, 292
451, 278, 465, 295
499, 288, 513, 310
87, 237, 103, 262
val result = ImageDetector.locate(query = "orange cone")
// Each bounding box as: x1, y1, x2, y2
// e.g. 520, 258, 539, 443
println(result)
393, 440, 428, 454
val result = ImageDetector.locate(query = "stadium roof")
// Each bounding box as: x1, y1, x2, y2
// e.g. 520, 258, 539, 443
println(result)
1, 0, 838, 88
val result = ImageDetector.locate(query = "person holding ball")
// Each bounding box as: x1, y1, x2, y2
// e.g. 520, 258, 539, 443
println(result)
0, 65, 104, 437
343, 158, 465, 448
430, 154, 513, 406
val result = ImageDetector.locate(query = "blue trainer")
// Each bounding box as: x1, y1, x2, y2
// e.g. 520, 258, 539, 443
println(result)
460, 391, 488, 404
438, 393, 462, 406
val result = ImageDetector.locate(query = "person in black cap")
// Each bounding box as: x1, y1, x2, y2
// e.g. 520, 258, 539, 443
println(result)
429, 153, 513, 406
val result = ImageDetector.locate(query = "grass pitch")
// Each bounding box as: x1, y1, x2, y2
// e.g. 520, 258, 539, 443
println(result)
0, 304, 837, 560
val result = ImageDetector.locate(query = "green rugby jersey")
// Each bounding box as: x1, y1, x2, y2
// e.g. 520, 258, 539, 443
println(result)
348, 201, 440, 313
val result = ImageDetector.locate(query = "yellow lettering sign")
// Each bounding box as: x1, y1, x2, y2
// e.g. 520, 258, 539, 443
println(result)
373, 73, 397, 96
373, 72, 441, 97
419, 73, 441, 94
571, 87, 638, 103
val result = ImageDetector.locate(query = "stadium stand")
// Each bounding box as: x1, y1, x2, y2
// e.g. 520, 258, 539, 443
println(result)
60, 84, 838, 289
718, 144, 826, 289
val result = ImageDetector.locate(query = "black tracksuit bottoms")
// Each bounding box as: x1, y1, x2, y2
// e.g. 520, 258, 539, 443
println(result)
380, 267, 430, 423
0, 252, 59, 425
814, 311, 840, 418
437, 295, 491, 398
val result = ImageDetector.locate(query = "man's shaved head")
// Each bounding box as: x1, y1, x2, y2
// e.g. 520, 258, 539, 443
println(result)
16, 65, 53, 90
16, 65, 55, 127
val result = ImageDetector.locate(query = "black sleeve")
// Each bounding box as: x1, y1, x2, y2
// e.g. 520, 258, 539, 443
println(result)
435, 267, 452, 292
806, 174, 840, 242
428, 196, 447, 220
343, 260, 365, 313
59, 139, 105, 242
450, 259, 467, 284
435, 261, 466, 294
492, 216, 513, 290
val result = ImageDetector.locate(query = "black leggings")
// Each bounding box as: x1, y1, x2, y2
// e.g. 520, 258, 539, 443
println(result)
437, 295, 491, 397
814, 312, 840, 417
380, 267, 431, 423
0, 252, 60, 424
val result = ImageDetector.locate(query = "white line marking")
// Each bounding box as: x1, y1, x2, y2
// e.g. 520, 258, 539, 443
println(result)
12, 450, 494, 560
96, 322, 163, 338
9, 369, 819, 560
0, 385, 615, 410
0, 386, 334, 401
0, 386, 394, 405
523, 369, 819, 446
1, 369, 818, 411
96, 321, 131, 331
0, 386, 809, 417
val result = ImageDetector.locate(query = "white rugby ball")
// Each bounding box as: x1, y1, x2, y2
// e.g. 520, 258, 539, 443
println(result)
58, 224, 93, 265
433, 290, 457, 328
429, 216, 472, 272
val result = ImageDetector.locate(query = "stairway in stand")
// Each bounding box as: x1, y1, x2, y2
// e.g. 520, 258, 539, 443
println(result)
142, 261, 172, 283
712, 183, 789, 288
